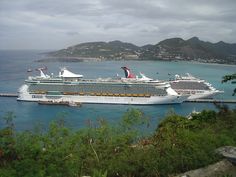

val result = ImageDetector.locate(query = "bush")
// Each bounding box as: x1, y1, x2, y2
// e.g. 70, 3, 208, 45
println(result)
1, 108, 236, 177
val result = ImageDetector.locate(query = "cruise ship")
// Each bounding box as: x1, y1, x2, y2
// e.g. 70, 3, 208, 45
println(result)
17, 67, 188, 105
169, 73, 223, 100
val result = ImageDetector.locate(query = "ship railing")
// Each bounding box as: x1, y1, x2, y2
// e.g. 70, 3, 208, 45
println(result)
59, 92, 153, 97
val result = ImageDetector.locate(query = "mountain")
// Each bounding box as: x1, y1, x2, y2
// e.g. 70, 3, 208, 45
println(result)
140, 37, 236, 64
43, 38, 236, 64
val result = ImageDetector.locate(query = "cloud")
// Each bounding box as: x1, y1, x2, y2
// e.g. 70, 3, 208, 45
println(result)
0, 0, 236, 49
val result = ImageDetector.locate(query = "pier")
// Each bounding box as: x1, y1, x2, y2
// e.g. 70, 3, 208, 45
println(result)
0, 93, 18, 97
185, 99, 236, 104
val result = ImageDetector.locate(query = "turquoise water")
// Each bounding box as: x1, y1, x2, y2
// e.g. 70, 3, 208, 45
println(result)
0, 50, 236, 131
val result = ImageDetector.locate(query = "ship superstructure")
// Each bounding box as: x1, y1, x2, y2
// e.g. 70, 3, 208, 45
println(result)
169, 73, 223, 100
17, 67, 188, 105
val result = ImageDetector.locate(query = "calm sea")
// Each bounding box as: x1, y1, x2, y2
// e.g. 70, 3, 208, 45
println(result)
0, 50, 236, 131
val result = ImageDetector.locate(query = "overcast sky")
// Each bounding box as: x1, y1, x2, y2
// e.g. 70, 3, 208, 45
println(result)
0, 0, 236, 50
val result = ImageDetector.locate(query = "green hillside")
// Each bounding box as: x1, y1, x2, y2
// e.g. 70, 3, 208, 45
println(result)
43, 37, 236, 64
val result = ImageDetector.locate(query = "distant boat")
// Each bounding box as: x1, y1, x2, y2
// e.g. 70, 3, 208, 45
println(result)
27, 69, 33, 72
68, 101, 82, 107
35, 66, 47, 71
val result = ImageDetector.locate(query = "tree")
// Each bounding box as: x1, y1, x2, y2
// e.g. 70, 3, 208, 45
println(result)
222, 73, 236, 96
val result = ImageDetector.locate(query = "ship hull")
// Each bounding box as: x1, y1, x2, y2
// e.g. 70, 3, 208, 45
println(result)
17, 94, 187, 105
175, 90, 222, 100
17, 89, 188, 105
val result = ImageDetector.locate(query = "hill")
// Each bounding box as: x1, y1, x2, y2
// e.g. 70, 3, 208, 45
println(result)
46, 40, 141, 61
42, 37, 236, 64
141, 37, 236, 64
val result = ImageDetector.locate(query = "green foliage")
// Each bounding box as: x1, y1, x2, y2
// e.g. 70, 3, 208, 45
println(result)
92, 169, 107, 177
1, 108, 236, 177
222, 73, 236, 83
222, 73, 236, 96
221, 174, 233, 177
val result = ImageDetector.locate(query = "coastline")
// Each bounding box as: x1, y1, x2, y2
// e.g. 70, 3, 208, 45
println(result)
36, 56, 236, 66
36, 56, 103, 62
189, 60, 236, 67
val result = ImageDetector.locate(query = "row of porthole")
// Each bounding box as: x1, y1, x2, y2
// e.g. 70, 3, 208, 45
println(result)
72, 92, 152, 97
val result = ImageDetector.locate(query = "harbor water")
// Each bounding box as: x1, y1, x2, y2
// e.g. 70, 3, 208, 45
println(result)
0, 50, 236, 131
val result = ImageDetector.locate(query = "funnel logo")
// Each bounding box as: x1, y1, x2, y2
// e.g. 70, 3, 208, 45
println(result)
121, 67, 136, 78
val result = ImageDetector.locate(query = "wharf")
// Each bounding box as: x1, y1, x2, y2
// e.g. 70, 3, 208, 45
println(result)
0, 93, 18, 97
185, 99, 236, 104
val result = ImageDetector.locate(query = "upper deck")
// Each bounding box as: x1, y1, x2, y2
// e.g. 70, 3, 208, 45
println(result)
26, 76, 169, 87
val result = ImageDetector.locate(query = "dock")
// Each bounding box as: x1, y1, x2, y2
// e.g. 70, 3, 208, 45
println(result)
0, 93, 18, 97
185, 99, 236, 104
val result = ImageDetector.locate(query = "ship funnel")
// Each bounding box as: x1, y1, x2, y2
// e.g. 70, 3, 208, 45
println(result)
121, 66, 136, 78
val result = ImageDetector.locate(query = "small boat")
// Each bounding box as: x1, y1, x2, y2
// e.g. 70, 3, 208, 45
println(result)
27, 69, 33, 72
38, 100, 69, 106
38, 100, 81, 107
68, 101, 81, 107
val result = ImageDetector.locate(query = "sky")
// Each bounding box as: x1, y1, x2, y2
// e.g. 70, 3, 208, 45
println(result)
0, 0, 236, 50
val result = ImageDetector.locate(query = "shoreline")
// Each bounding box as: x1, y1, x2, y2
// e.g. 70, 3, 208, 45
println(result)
36, 56, 236, 66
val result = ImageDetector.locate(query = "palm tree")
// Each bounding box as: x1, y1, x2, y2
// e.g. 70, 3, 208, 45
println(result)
222, 73, 236, 96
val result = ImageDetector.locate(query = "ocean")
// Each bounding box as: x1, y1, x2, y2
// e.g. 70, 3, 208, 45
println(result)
0, 50, 236, 131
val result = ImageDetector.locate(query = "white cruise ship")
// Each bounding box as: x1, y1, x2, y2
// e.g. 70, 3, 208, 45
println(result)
169, 73, 223, 100
17, 67, 188, 105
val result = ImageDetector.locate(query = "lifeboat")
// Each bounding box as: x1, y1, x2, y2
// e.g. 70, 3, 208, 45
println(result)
126, 94, 132, 97
63, 92, 75, 95
34, 90, 46, 94
138, 94, 145, 97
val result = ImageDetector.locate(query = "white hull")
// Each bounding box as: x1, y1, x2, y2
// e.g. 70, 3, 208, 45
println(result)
17, 85, 188, 105
175, 90, 222, 101
17, 94, 188, 105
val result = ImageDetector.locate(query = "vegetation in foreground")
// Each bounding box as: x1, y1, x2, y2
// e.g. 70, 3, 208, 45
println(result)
1, 106, 236, 177
222, 73, 236, 96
